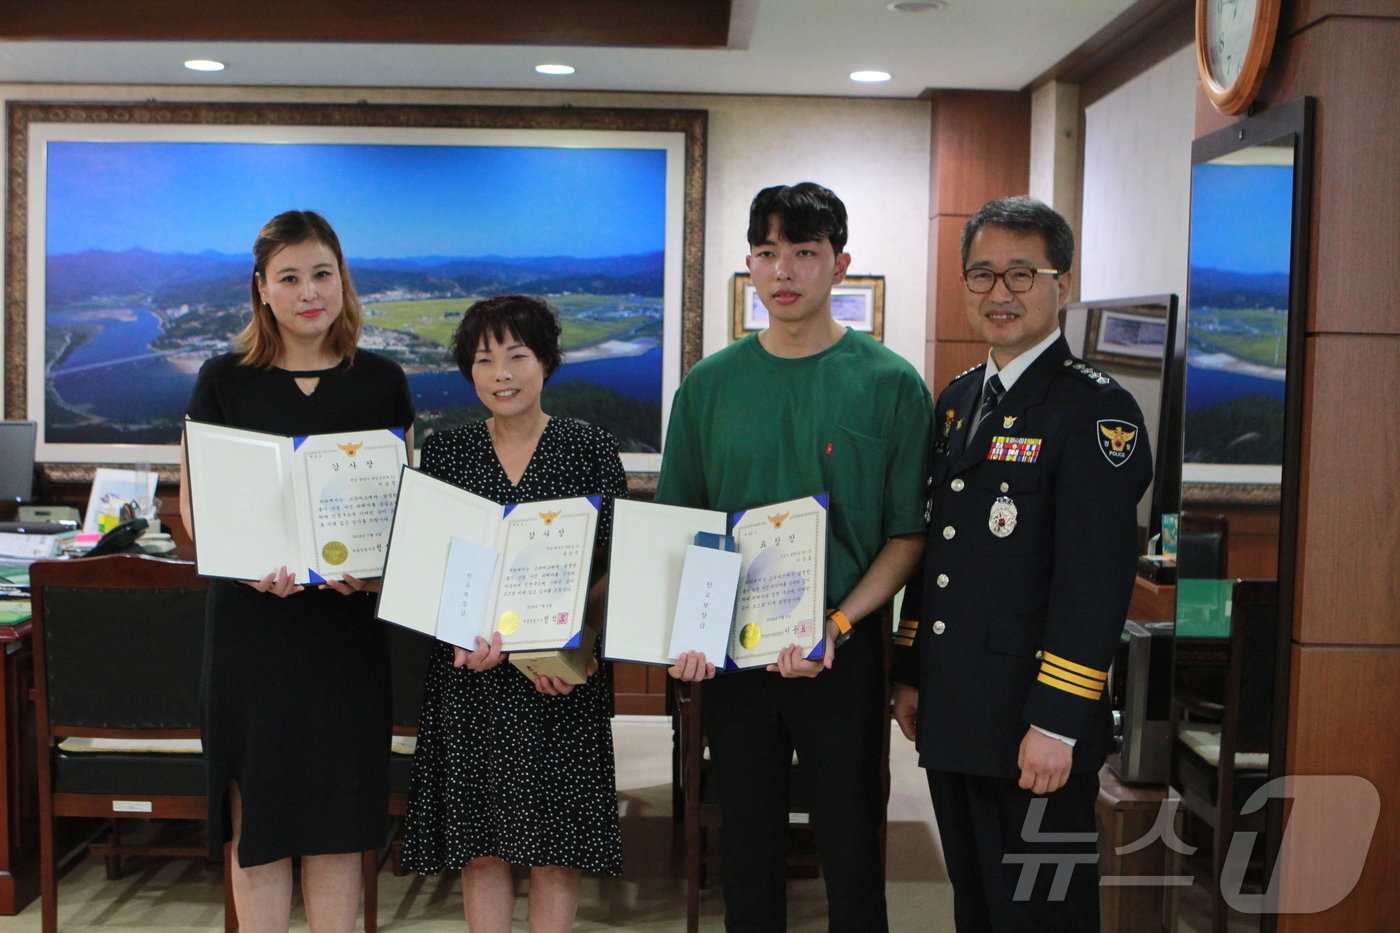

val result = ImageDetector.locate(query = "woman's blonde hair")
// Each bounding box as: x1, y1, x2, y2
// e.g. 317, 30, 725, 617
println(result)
235, 210, 363, 368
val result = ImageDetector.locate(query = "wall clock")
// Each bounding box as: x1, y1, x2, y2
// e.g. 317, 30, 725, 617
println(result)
1195, 0, 1282, 115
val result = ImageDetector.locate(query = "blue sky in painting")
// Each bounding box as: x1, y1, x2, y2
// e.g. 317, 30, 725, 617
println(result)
45, 141, 666, 258
1188, 162, 1293, 275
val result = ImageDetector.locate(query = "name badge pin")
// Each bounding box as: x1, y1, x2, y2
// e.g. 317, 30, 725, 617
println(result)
988, 496, 1017, 538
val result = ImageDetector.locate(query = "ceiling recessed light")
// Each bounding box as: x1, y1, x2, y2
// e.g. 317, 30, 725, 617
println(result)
886, 1, 947, 11
535, 64, 576, 76
850, 70, 892, 83
183, 59, 225, 72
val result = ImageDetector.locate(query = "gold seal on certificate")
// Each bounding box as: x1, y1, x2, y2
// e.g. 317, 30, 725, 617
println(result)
497, 610, 521, 635
740, 622, 762, 650
322, 541, 349, 565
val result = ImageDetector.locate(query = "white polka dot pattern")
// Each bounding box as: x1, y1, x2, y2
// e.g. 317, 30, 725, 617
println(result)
399, 417, 627, 875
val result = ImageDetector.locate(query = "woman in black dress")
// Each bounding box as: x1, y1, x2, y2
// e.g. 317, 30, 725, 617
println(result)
400, 295, 626, 932
178, 211, 414, 933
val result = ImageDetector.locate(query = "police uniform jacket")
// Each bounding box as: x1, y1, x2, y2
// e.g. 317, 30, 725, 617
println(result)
892, 335, 1151, 779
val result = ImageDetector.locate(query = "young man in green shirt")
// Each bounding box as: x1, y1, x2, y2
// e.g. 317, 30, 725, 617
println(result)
658, 182, 933, 931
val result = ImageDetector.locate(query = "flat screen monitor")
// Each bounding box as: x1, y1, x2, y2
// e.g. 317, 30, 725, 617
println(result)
0, 420, 38, 502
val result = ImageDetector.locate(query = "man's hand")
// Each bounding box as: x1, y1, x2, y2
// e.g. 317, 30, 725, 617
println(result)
1017, 727, 1073, 794
891, 683, 919, 741
766, 617, 838, 678
454, 632, 505, 672
668, 649, 715, 682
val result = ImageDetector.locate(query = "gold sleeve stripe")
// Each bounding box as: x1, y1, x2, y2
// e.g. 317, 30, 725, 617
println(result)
1037, 672, 1102, 701
1041, 651, 1108, 681
893, 636, 914, 647
1039, 661, 1104, 690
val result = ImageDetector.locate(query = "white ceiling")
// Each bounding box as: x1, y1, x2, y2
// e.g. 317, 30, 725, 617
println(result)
0, 0, 1139, 99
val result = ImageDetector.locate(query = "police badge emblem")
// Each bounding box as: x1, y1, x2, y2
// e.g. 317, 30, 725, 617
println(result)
988, 496, 1017, 537
1097, 420, 1139, 467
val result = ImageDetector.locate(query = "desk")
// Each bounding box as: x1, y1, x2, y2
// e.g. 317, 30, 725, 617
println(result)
1130, 575, 1176, 621
0, 617, 38, 914
1097, 764, 1173, 933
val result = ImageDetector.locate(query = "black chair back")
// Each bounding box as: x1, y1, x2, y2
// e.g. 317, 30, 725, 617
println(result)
42, 584, 205, 730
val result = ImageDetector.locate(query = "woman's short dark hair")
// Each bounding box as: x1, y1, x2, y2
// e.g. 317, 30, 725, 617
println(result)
238, 210, 362, 368
450, 295, 564, 380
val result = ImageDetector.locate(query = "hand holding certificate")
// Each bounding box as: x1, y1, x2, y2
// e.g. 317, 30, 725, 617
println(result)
184, 420, 408, 584
377, 467, 600, 653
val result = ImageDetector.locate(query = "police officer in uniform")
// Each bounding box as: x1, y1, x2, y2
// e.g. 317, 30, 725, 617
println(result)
892, 196, 1151, 933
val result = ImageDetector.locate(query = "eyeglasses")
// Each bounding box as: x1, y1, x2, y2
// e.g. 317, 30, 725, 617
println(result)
962, 266, 1060, 294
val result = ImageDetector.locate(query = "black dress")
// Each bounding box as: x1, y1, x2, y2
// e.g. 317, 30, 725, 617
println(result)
400, 417, 627, 876
185, 351, 415, 866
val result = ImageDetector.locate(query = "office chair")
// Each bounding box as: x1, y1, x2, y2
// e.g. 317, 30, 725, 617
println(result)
29, 554, 233, 933
1171, 578, 1278, 933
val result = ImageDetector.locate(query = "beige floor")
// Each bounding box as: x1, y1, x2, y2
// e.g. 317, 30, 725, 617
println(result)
8, 717, 955, 932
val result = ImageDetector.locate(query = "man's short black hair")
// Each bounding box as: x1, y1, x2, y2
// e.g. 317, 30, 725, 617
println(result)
961, 196, 1075, 274
747, 182, 849, 254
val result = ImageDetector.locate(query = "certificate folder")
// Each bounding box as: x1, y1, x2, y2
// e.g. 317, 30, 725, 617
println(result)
184, 420, 407, 584
604, 494, 828, 670
376, 467, 600, 653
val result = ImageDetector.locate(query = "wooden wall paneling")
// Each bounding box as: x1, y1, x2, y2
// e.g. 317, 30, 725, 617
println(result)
1277, 645, 1400, 932
612, 662, 667, 717
1265, 16, 1400, 335
1293, 335, 1400, 646
930, 215, 977, 344
1216, 504, 1280, 580
924, 89, 1030, 391
1280, 0, 1400, 37
0, 0, 734, 47
930, 342, 988, 395
927, 91, 1032, 216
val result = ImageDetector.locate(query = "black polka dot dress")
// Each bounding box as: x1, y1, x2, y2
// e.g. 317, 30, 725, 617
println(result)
400, 417, 627, 876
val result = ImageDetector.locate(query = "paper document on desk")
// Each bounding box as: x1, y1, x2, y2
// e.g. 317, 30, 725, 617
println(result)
184, 420, 407, 584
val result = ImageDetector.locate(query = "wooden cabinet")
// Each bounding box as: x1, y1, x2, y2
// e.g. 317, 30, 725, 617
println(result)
0, 622, 38, 914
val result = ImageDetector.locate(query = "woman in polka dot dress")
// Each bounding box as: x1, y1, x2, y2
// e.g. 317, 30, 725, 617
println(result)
400, 295, 627, 932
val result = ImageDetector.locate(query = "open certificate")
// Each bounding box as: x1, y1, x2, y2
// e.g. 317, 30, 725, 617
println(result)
727, 496, 828, 669
184, 420, 407, 584
604, 494, 828, 669
376, 467, 599, 652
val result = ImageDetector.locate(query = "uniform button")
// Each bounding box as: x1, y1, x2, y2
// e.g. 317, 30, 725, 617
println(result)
1035, 650, 1044, 660
932, 620, 946, 635
1000, 482, 1009, 493
942, 525, 956, 540
936, 573, 949, 588
951, 478, 965, 492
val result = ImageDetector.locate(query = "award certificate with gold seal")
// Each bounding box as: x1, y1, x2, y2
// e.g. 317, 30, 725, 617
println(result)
184, 420, 407, 584
726, 496, 827, 669
376, 467, 599, 652
603, 494, 828, 669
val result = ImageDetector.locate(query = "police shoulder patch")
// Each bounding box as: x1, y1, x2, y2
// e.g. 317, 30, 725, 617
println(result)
1097, 419, 1139, 467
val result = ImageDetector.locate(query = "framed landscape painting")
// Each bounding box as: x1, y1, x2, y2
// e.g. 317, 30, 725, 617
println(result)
4, 101, 706, 477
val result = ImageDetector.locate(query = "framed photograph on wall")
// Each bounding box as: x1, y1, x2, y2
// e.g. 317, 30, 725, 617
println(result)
1083, 303, 1170, 370
731, 273, 884, 341
3, 101, 707, 479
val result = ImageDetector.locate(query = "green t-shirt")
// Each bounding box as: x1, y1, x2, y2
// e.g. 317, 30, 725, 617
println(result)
656, 329, 933, 605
